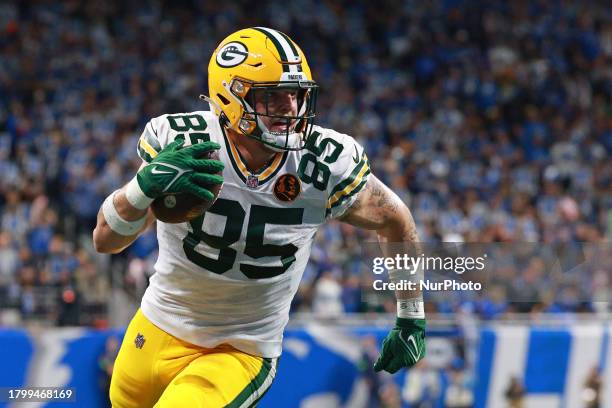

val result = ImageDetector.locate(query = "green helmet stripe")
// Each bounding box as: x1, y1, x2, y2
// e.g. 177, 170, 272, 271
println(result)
253, 27, 290, 72
255, 27, 300, 72
276, 30, 300, 60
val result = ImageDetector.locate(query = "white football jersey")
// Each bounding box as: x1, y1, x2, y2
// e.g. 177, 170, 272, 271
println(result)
136, 110, 370, 357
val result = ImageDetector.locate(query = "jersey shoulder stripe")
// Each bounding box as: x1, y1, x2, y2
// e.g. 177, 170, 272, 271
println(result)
137, 122, 162, 163
308, 125, 371, 219
327, 152, 370, 211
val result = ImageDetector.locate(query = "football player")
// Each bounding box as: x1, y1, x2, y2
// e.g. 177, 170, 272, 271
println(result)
93, 27, 426, 408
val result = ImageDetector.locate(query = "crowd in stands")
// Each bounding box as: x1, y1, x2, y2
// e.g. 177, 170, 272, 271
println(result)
0, 0, 610, 326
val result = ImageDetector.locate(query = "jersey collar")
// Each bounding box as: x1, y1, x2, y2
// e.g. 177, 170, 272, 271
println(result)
220, 123, 288, 187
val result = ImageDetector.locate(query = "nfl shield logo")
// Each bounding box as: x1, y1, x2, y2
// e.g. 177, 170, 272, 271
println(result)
134, 333, 145, 349
246, 175, 259, 189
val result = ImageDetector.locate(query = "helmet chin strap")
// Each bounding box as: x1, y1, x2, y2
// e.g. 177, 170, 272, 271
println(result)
255, 114, 303, 151
260, 130, 302, 152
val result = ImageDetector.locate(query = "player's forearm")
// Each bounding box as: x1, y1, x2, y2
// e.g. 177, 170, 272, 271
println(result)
375, 202, 419, 245
92, 187, 152, 254
369, 195, 427, 372
340, 175, 423, 304
376, 209, 423, 302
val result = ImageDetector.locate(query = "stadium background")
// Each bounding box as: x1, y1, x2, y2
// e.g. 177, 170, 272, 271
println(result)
0, 0, 610, 407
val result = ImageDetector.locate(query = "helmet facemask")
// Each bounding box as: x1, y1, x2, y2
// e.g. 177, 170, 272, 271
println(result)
227, 79, 319, 152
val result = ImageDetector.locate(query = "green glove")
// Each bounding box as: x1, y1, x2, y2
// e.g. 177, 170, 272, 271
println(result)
137, 136, 224, 201
374, 318, 426, 373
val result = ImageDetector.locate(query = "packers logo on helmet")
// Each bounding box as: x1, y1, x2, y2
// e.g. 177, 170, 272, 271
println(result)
205, 27, 319, 151
216, 42, 249, 68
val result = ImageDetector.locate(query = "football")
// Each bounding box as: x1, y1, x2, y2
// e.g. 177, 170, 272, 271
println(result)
150, 149, 222, 223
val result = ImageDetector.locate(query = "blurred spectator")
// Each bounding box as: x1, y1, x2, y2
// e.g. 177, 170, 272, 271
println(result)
358, 335, 383, 408
56, 270, 81, 326
401, 360, 441, 407
312, 270, 344, 317
504, 376, 525, 408
582, 366, 602, 408
99, 335, 120, 407
379, 380, 402, 408
0, 231, 19, 294
444, 363, 474, 408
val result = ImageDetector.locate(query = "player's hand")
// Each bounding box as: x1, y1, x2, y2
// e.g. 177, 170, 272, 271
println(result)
374, 318, 426, 373
136, 136, 224, 201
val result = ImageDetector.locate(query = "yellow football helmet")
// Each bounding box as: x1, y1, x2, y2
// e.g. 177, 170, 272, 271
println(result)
205, 27, 319, 151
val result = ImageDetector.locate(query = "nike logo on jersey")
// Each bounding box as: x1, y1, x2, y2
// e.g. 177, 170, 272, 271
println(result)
352, 145, 360, 163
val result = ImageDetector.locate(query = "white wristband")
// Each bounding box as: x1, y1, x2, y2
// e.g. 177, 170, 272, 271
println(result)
397, 298, 425, 319
102, 191, 147, 236
125, 176, 154, 210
